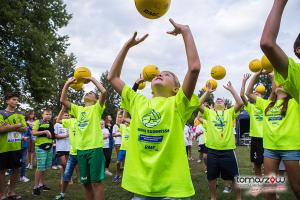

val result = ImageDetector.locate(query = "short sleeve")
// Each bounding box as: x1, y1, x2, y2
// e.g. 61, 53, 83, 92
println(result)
32, 120, 40, 131
0, 114, 4, 126
121, 85, 146, 114
227, 107, 238, 119
256, 97, 270, 111
196, 125, 203, 133
54, 124, 59, 134
93, 101, 105, 115
62, 119, 70, 129
202, 107, 210, 120
112, 124, 119, 134
70, 103, 80, 118
274, 58, 300, 102
175, 88, 200, 122
19, 114, 27, 128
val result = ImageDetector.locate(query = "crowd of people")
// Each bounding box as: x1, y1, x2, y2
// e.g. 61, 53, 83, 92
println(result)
0, 0, 300, 200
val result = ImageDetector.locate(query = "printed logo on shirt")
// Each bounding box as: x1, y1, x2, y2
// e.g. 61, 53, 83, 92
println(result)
78, 112, 89, 130
255, 109, 263, 121
142, 109, 161, 128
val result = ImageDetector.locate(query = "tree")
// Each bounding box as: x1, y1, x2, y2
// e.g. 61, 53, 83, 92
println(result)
99, 71, 121, 121
0, 0, 72, 112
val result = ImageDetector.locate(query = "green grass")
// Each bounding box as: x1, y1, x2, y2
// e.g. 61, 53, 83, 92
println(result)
14, 146, 296, 199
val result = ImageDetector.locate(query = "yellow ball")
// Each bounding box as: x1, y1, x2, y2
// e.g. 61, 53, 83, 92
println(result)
249, 59, 262, 72
138, 82, 146, 90
70, 82, 84, 91
261, 55, 274, 72
74, 66, 91, 83
134, 0, 171, 19
203, 86, 207, 92
206, 79, 218, 90
211, 65, 226, 80
142, 64, 160, 82
255, 84, 266, 94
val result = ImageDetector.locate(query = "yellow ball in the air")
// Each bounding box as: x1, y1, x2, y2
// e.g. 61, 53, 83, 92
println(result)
74, 66, 91, 83
142, 64, 160, 82
70, 82, 84, 91
261, 55, 273, 72
206, 79, 218, 90
138, 82, 146, 90
134, 0, 171, 19
249, 59, 262, 72
255, 84, 266, 94
211, 65, 226, 80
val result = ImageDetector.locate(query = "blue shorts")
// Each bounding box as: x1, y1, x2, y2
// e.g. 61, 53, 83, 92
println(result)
264, 149, 300, 161
117, 150, 126, 162
207, 148, 239, 181
63, 154, 78, 182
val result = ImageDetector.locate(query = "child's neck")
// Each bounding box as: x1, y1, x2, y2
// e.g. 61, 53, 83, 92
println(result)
84, 101, 95, 106
5, 105, 15, 112
42, 118, 50, 122
153, 90, 173, 98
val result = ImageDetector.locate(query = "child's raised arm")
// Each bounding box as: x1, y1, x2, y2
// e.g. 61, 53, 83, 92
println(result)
240, 73, 251, 106
107, 32, 148, 94
167, 18, 200, 100
223, 81, 244, 112
260, 0, 289, 78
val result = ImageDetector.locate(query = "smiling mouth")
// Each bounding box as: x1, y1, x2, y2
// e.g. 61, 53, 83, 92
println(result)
154, 77, 163, 81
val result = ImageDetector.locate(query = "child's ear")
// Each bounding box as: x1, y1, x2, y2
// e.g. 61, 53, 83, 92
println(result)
173, 87, 179, 94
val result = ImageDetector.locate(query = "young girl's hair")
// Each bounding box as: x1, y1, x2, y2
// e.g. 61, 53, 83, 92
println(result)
265, 94, 292, 117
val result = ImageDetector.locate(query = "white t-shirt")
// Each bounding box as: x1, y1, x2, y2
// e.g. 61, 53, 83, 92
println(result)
196, 124, 204, 145
102, 127, 110, 149
113, 124, 122, 145
54, 123, 70, 152
184, 125, 191, 146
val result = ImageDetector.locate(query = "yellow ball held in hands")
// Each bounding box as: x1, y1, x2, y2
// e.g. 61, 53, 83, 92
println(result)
138, 82, 146, 90
142, 64, 160, 82
211, 65, 226, 80
70, 82, 84, 91
261, 55, 274, 72
206, 79, 218, 90
255, 84, 266, 94
74, 66, 91, 83
249, 59, 262, 72
134, 0, 171, 19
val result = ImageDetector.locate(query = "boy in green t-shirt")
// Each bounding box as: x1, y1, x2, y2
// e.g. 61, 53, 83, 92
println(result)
60, 76, 106, 200
108, 18, 200, 199
32, 108, 55, 196
260, 0, 300, 104
200, 82, 243, 200
240, 73, 264, 176
0, 92, 27, 200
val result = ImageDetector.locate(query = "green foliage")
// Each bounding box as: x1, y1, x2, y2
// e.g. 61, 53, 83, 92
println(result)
99, 71, 121, 121
0, 0, 82, 115
198, 88, 215, 106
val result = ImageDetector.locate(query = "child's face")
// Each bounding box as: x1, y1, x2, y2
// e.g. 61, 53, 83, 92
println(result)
295, 47, 300, 59
116, 113, 123, 124
100, 120, 105, 128
151, 72, 178, 95
62, 113, 70, 119
214, 99, 225, 110
42, 111, 52, 121
254, 92, 262, 98
84, 91, 97, 104
6, 97, 19, 109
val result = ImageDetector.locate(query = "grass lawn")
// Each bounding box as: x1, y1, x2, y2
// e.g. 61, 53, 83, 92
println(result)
14, 146, 296, 199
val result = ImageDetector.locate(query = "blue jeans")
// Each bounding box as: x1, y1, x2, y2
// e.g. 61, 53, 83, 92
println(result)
264, 149, 300, 161
21, 148, 28, 177
63, 155, 78, 182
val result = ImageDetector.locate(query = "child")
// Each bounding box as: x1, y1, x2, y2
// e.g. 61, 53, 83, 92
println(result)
240, 73, 264, 176
60, 76, 106, 200
20, 126, 31, 182
101, 119, 112, 176
0, 92, 27, 200
108, 18, 200, 198
112, 110, 123, 158
200, 82, 243, 200
247, 71, 300, 200
32, 108, 55, 195
260, 0, 300, 104
26, 110, 36, 170
54, 106, 79, 200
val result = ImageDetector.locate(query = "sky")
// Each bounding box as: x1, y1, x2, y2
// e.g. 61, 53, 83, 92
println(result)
60, 0, 299, 100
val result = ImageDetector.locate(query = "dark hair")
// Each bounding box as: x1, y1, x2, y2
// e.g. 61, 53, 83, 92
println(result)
294, 33, 300, 51
42, 108, 52, 114
265, 94, 292, 117
25, 110, 35, 121
5, 92, 19, 101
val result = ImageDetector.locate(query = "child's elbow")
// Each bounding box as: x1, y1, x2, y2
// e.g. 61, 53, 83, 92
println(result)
260, 37, 276, 52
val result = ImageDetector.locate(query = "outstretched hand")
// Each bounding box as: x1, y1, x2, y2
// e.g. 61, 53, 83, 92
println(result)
223, 81, 234, 92
126, 32, 149, 48
206, 82, 215, 93
167, 18, 190, 36
135, 74, 145, 85
243, 73, 251, 82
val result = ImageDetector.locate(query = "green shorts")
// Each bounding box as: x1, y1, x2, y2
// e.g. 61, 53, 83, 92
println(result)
77, 148, 105, 184
35, 146, 53, 171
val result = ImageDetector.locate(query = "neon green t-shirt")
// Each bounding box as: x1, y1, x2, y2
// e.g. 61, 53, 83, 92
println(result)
33, 120, 54, 146
70, 101, 105, 150
120, 85, 199, 198
120, 124, 130, 151
62, 118, 78, 155
274, 57, 300, 103
244, 103, 263, 138
256, 97, 300, 150
0, 110, 26, 153
202, 107, 238, 150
